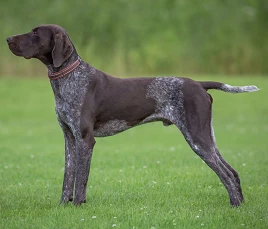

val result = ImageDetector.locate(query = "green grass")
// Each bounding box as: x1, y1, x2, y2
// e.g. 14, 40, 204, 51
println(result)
0, 76, 267, 229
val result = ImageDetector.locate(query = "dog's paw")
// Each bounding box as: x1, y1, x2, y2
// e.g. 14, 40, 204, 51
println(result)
73, 199, 86, 206
60, 196, 73, 205
230, 198, 243, 207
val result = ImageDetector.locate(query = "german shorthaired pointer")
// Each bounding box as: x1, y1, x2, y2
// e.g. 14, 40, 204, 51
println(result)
7, 24, 258, 206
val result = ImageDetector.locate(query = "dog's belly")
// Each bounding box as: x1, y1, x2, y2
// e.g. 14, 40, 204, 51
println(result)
93, 120, 132, 137
93, 114, 172, 137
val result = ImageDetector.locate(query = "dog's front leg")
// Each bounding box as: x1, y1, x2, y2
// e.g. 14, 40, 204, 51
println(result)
60, 123, 76, 204
73, 129, 95, 206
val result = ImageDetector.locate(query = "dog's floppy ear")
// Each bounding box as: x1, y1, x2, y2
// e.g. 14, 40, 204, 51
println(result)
52, 33, 74, 67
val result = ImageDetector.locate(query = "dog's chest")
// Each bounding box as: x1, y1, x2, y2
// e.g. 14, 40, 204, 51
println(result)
55, 99, 80, 123
51, 77, 88, 130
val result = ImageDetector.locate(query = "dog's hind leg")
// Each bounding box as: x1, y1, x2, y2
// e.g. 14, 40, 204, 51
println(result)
176, 91, 244, 206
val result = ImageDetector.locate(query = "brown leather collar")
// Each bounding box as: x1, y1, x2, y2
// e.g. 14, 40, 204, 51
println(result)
48, 57, 81, 80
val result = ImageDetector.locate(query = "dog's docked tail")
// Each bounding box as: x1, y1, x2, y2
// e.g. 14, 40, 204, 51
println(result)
199, 81, 259, 93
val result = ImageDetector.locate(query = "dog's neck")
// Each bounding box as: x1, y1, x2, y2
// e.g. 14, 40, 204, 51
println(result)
46, 50, 80, 75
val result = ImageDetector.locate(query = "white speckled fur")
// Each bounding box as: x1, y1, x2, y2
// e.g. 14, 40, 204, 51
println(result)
221, 84, 259, 93
146, 77, 184, 124
51, 60, 94, 137
94, 120, 130, 137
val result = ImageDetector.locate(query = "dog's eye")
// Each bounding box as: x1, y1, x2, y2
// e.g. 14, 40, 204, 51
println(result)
32, 30, 38, 35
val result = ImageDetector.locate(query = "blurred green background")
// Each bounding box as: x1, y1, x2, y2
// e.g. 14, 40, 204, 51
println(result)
1, 0, 268, 77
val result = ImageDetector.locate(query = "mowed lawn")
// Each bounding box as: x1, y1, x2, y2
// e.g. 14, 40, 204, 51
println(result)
0, 76, 267, 229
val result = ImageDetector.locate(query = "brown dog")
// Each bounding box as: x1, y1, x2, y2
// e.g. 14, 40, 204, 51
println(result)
7, 24, 258, 206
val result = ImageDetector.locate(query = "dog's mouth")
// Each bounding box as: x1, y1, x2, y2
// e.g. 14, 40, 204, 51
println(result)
8, 42, 18, 52
8, 44, 33, 59
8, 43, 23, 57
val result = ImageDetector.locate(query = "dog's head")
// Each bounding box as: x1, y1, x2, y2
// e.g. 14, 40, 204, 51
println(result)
6, 24, 74, 67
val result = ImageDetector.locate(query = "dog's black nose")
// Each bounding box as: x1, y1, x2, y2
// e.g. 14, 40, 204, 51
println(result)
6, 37, 12, 44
